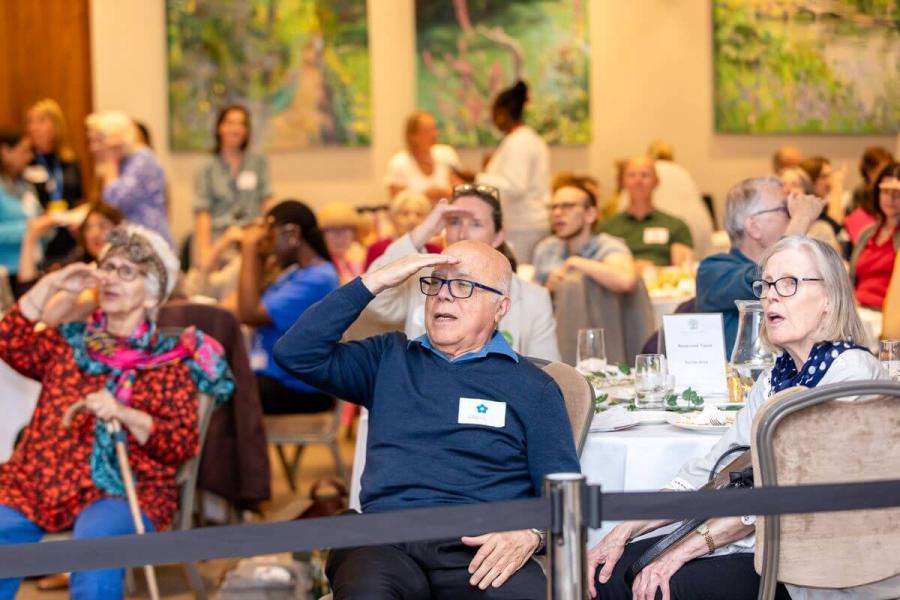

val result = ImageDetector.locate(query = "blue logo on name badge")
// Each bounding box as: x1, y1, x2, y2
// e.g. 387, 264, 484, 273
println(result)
476, 404, 488, 414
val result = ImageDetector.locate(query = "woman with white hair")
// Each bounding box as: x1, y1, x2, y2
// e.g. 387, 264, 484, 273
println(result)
589, 236, 895, 600
86, 111, 171, 245
364, 190, 441, 269
0, 224, 233, 599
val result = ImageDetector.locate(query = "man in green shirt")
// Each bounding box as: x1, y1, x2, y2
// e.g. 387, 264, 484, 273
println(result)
599, 156, 694, 269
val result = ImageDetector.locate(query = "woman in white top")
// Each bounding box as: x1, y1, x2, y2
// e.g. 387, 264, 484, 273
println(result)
383, 111, 460, 202
588, 236, 896, 600
477, 80, 550, 264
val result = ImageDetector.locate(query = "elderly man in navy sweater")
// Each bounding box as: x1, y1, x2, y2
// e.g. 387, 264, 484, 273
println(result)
274, 239, 579, 599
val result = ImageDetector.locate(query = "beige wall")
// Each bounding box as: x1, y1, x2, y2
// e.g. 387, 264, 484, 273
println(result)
90, 0, 897, 245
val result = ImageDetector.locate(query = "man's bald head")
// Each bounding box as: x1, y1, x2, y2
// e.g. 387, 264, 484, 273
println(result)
442, 240, 512, 296
425, 240, 513, 359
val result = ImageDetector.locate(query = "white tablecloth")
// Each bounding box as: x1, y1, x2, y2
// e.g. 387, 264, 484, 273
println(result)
349, 411, 722, 548
0, 360, 40, 462
581, 424, 719, 545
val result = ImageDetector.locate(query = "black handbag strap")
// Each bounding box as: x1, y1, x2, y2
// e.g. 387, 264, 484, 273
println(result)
624, 447, 752, 586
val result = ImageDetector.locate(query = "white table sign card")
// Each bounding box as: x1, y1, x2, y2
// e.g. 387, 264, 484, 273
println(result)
663, 313, 729, 398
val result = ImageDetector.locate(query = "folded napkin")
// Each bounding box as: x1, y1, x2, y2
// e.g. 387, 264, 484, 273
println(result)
590, 405, 636, 432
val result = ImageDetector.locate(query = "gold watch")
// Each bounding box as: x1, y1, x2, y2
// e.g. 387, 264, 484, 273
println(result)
530, 528, 546, 554
695, 523, 716, 555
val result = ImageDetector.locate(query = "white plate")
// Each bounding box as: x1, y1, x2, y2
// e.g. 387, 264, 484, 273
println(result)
634, 410, 669, 424
590, 421, 639, 433
665, 415, 730, 433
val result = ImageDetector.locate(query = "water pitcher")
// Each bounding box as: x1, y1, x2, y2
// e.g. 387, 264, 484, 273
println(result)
728, 300, 774, 402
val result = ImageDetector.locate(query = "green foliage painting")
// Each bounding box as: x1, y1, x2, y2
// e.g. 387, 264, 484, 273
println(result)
167, 0, 370, 151
714, 0, 900, 134
416, 0, 590, 147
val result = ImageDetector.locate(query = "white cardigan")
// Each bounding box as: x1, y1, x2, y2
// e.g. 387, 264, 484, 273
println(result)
669, 349, 898, 599
365, 234, 561, 362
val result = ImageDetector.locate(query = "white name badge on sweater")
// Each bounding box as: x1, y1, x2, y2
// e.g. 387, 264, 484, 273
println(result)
237, 170, 258, 191
458, 397, 506, 428
643, 227, 670, 245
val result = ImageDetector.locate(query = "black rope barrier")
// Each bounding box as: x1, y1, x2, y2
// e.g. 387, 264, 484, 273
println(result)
1, 479, 899, 578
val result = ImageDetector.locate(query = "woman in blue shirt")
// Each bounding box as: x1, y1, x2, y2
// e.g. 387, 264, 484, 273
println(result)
0, 128, 37, 288
235, 200, 339, 414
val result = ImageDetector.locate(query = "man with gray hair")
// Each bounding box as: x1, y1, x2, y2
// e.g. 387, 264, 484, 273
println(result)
696, 176, 824, 354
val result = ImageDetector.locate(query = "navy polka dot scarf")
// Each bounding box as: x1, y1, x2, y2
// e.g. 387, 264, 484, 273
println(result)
770, 341, 870, 394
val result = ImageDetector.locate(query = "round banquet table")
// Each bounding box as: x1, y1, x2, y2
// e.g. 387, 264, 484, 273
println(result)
581, 423, 720, 546
348, 409, 723, 548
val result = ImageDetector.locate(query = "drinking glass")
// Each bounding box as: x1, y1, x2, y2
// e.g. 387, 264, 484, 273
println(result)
576, 328, 607, 375
881, 340, 900, 381
634, 354, 668, 409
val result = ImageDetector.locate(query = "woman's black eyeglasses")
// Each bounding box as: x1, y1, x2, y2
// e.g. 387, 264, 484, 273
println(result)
752, 276, 823, 298
419, 276, 504, 299
452, 184, 500, 201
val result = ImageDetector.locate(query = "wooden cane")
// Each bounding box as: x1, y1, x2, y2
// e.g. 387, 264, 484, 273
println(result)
62, 401, 160, 600
108, 420, 160, 600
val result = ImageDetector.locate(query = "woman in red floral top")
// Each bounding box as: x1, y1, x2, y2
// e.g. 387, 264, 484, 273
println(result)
0, 225, 233, 599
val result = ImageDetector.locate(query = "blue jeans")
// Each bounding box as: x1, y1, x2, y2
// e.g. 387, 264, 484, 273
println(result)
0, 498, 154, 600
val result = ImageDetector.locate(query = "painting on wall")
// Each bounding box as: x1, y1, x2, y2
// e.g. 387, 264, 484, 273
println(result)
713, 0, 900, 134
167, 0, 370, 151
415, 0, 590, 147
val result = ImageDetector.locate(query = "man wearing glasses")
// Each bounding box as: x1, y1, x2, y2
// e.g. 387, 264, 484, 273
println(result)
273, 240, 579, 598
532, 176, 636, 293
696, 176, 824, 354
365, 183, 561, 361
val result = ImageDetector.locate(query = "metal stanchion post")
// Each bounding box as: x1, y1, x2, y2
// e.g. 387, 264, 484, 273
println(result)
546, 473, 587, 600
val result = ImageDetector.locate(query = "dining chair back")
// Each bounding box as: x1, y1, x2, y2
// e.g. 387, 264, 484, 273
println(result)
528, 357, 593, 456
553, 272, 655, 367
751, 380, 900, 599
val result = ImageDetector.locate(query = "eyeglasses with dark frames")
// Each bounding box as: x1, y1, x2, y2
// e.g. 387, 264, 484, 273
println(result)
98, 260, 144, 282
752, 276, 823, 298
452, 184, 500, 201
752, 204, 789, 218
419, 276, 505, 299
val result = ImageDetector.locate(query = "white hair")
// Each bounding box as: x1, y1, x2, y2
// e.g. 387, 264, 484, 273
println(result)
724, 176, 783, 245
85, 111, 138, 153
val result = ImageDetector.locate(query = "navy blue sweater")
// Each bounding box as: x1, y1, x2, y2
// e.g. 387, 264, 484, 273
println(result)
273, 278, 580, 514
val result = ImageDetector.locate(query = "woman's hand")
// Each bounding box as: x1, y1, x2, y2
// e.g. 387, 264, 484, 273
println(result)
19, 263, 100, 321
408, 199, 473, 249
630, 551, 689, 600
84, 389, 122, 422
49, 263, 102, 295
587, 526, 631, 598
25, 214, 58, 239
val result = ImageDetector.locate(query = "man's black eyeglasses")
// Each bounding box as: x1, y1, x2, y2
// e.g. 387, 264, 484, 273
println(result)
419, 276, 505, 299
752, 276, 823, 298
752, 204, 789, 217
452, 184, 500, 202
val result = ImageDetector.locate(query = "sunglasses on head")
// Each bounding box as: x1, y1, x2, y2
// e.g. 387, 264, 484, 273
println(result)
452, 184, 500, 202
